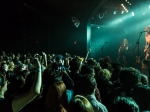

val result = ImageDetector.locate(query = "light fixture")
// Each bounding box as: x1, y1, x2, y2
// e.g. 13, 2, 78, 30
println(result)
121, 10, 124, 14
121, 4, 128, 13
132, 12, 134, 16
114, 11, 117, 14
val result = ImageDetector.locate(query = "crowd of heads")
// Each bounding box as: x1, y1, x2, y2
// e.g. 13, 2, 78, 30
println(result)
0, 51, 150, 112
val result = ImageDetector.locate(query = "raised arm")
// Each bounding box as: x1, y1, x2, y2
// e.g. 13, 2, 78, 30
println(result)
42, 52, 47, 67
12, 58, 42, 112
84, 48, 91, 62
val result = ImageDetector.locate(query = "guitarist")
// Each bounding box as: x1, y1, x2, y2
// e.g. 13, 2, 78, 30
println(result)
117, 39, 129, 66
144, 26, 150, 60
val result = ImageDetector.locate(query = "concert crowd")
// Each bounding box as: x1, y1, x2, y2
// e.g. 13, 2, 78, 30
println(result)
0, 50, 150, 112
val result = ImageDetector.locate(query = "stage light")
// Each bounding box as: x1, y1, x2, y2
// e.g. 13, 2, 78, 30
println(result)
143, 12, 145, 15
132, 12, 134, 16
121, 4, 128, 13
121, 10, 124, 14
113, 11, 117, 14
149, 5, 150, 9
125, 9, 128, 12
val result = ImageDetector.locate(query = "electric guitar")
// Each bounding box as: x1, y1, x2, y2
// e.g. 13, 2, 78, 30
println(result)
118, 48, 128, 56
144, 44, 149, 52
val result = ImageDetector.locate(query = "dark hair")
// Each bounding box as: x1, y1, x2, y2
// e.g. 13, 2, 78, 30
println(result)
94, 66, 101, 75
114, 96, 139, 112
80, 75, 97, 95
99, 57, 113, 72
119, 67, 141, 89
81, 64, 94, 75
69, 58, 82, 72
55, 55, 64, 61
87, 58, 97, 66
140, 74, 149, 85
68, 95, 94, 112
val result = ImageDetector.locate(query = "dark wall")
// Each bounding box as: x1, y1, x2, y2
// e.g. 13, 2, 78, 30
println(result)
0, 0, 107, 56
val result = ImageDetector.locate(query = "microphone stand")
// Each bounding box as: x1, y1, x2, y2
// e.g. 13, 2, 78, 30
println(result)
97, 42, 108, 58
131, 32, 143, 63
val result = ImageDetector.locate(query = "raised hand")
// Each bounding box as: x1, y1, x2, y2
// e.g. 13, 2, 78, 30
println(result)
42, 52, 46, 56
33, 58, 41, 69
88, 48, 91, 52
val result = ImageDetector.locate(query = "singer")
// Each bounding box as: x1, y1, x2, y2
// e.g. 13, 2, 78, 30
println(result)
117, 38, 129, 66
144, 26, 150, 60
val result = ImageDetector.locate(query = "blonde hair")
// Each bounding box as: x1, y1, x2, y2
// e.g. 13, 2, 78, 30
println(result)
97, 69, 112, 80
145, 26, 150, 37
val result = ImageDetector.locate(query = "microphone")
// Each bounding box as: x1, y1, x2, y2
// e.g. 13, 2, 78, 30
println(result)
140, 31, 147, 33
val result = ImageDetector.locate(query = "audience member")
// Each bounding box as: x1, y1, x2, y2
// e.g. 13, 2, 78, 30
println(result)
68, 95, 94, 112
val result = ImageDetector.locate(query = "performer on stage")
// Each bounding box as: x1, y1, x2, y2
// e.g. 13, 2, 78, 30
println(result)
144, 26, 150, 60
117, 38, 129, 65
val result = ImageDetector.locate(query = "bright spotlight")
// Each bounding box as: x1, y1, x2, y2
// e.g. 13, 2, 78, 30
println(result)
121, 10, 124, 14
121, 4, 128, 13
132, 12, 134, 16
149, 5, 150, 9
114, 11, 117, 14
143, 12, 145, 15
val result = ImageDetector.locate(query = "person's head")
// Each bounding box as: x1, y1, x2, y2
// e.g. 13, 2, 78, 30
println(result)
123, 39, 128, 44
55, 55, 64, 65
145, 26, 150, 32
69, 58, 82, 72
81, 64, 95, 76
87, 58, 97, 66
45, 81, 67, 112
140, 74, 149, 85
119, 67, 141, 89
16, 56, 20, 60
47, 60, 53, 68
99, 57, 113, 73
114, 96, 139, 112
8, 60, 15, 71
80, 75, 97, 95
68, 95, 94, 112
97, 69, 112, 80
19, 64, 27, 71
111, 62, 123, 81
1, 63, 8, 72
94, 66, 101, 75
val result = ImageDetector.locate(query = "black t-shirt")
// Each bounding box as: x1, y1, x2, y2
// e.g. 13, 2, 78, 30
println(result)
69, 72, 82, 82
109, 84, 150, 111
0, 97, 13, 112
132, 85, 150, 111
